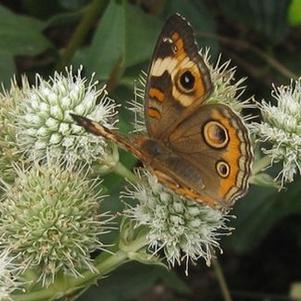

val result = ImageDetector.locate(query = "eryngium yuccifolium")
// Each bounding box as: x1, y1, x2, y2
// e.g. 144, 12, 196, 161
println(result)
0, 161, 112, 286
0, 77, 30, 187
250, 79, 301, 185
0, 249, 21, 300
128, 50, 253, 133
15, 66, 118, 164
123, 169, 231, 273
201, 48, 253, 113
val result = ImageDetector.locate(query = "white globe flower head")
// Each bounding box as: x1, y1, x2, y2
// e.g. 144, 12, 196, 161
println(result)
15, 66, 119, 164
0, 160, 113, 287
250, 78, 301, 185
123, 169, 232, 274
0, 76, 31, 187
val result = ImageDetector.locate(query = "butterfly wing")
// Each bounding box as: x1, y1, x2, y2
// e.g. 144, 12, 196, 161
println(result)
145, 13, 212, 139
166, 104, 253, 208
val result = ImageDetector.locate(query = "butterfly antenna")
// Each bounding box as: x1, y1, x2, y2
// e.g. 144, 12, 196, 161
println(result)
70, 113, 144, 158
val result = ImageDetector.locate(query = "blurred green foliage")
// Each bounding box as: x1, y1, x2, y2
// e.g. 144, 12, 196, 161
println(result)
1, 0, 301, 300
289, 0, 301, 25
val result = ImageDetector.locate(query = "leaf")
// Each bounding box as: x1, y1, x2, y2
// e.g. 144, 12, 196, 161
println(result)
124, 5, 162, 68
217, 0, 291, 43
250, 172, 279, 188
0, 52, 15, 87
22, 0, 61, 18
0, 5, 51, 56
85, 1, 162, 82
288, 0, 301, 26
59, 0, 89, 10
78, 263, 190, 301
44, 10, 84, 28
225, 178, 301, 253
86, 0, 125, 81
290, 281, 301, 300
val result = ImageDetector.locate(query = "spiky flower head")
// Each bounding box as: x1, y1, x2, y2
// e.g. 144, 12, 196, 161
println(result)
123, 169, 231, 273
129, 49, 252, 133
0, 77, 30, 188
15, 66, 118, 164
0, 249, 21, 300
250, 78, 301, 185
201, 48, 253, 112
0, 160, 112, 286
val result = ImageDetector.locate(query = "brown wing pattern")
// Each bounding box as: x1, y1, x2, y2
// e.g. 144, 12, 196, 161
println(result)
144, 14, 212, 140
167, 104, 253, 208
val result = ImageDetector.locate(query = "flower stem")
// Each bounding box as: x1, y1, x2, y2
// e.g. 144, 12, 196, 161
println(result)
56, 0, 109, 70
112, 161, 138, 183
11, 235, 148, 301
212, 258, 233, 301
252, 155, 271, 175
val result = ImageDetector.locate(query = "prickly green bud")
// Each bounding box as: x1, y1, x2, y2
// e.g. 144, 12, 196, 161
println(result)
0, 161, 112, 286
0, 77, 30, 188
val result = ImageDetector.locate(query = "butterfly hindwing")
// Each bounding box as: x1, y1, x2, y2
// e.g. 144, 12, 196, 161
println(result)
168, 104, 253, 207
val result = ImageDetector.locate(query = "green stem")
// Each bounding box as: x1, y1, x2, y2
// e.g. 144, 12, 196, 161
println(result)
56, 0, 109, 70
12, 235, 148, 301
212, 258, 233, 301
252, 155, 271, 175
112, 161, 138, 183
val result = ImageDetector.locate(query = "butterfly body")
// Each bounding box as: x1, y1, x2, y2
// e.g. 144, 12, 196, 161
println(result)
71, 13, 253, 210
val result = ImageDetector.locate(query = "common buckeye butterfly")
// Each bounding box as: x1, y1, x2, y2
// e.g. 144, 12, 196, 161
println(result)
71, 13, 253, 210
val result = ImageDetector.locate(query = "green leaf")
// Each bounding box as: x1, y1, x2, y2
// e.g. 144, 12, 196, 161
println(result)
128, 250, 167, 269
59, 0, 88, 10
124, 5, 162, 68
44, 10, 84, 28
288, 0, 301, 25
86, 0, 125, 81
22, 0, 61, 18
78, 263, 190, 301
225, 178, 301, 253
0, 5, 51, 56
250, 172, 279, 188
85, 1, 162, 82
217, 0, 291, 43
0, 52, 15, 87
290, 281, 301, 299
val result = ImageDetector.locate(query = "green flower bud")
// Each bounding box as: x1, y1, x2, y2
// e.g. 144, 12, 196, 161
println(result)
0, 161, 113, 286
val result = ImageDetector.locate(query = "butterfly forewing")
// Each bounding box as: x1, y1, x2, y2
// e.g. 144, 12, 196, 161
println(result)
145, 14, 212, 140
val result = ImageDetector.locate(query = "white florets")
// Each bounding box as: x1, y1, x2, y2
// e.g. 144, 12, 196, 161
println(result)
250, 78, 301, 185
123, 169, 232, 274
15, 66, 119, 164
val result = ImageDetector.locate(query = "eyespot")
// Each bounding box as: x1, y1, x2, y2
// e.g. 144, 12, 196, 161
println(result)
216, 160, 230, 178
177, 70, 195, 92
203, 121, 229, 149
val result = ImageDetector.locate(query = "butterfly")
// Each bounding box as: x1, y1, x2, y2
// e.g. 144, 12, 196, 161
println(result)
71, 13, 253, 210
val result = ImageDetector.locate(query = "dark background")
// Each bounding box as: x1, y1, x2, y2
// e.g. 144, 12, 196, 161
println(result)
1, 0, 301, 300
